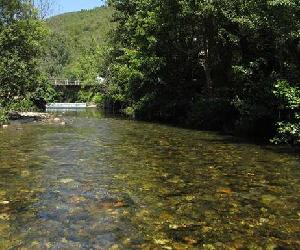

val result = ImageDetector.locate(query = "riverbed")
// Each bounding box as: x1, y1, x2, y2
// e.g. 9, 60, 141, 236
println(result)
0, 110, 299, 249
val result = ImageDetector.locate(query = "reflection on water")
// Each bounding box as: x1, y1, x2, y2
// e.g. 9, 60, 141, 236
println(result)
46, 108, 87, 112
0, 110, 299, 249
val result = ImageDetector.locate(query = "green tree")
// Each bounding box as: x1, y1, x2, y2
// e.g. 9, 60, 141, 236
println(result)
272, 80, 300, 144
40, 32, 70, 78
0, 0, 49, 108
106, 0, 300, 144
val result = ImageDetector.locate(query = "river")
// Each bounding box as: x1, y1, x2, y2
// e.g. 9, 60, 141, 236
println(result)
0, 110, 299, 249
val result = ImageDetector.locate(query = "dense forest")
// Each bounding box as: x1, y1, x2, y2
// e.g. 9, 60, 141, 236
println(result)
1, 0, 300, 145
105, 0, 300, 145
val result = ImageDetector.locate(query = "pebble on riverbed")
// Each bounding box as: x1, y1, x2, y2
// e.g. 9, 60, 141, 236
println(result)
59, 178, 74, 184
0, 200, 10, 205
1, 125, 8, 129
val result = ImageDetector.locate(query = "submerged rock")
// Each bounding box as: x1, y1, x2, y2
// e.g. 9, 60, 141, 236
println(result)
59, 178, 74, 184
69, 196, 86, 204
98, 199, 127, 209
21, 170, 30, 177
183, 236, 198, 245
154, 238, 170, 245
217, 187, 233, 195
0, 200, 10, 205
261, 194, 277, 205
0, 213, 10, 220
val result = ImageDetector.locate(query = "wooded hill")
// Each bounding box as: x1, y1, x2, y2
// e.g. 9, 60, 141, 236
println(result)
43, 6, 113, 80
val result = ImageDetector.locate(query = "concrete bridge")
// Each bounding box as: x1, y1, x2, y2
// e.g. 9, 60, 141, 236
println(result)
46, 78, 106, 111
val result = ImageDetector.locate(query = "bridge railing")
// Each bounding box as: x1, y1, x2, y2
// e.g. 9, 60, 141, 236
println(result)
46, 103, 87, 109
49, 79, 108, 93
51, 79, 86, 86
50, 79, 107, 86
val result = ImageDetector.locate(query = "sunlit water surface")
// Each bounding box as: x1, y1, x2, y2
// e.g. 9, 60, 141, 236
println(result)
0, 110, 299, 249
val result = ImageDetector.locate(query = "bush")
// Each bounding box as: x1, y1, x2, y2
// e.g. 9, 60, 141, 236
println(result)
232, 95, 277, 138
77, 90, 94, 102
272, 80, 300, 145
7, 99, 35, 112
92, 93, 104, 106
186, 96, 238, 131
272, 122, 300, 145
123, 106, 135, 117
0, 109, 8, 125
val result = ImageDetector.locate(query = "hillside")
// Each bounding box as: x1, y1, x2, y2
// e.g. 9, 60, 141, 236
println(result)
44, 6, 114, 79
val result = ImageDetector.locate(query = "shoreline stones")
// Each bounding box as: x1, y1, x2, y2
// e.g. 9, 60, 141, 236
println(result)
8, 111, 52, 123
7, 112, 67, 125
9, 112, 51, 121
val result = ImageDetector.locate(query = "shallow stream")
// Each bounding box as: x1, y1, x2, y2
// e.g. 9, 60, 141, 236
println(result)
0, 110, 299, 249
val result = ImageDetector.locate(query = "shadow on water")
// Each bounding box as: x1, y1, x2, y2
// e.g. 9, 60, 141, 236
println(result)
128, 114, 300, 158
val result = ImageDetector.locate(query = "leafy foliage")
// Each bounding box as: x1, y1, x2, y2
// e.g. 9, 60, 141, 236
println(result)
41, 6, 113, 103
272, 80, 300, 144
0, 108, 8, 125
106, 0, 300, 144
45, 6, 113, 79
0, 0, 50, 111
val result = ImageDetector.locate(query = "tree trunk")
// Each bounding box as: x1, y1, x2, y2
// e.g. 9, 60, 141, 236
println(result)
200, 37, 213, 97
203, 62, 213, 97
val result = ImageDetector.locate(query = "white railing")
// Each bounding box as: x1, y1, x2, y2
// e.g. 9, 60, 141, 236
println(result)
46, 103, 87, 109
51, 79, 103, 86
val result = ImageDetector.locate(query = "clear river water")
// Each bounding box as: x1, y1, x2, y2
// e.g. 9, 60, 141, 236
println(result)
0, 110, 299, 249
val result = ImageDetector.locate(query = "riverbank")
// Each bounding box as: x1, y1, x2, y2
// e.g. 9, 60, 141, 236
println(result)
9, 112, 52, 121
0, 111, 66, 128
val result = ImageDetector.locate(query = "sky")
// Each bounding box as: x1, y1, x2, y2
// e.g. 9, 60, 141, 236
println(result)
52, 0, 105, 16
